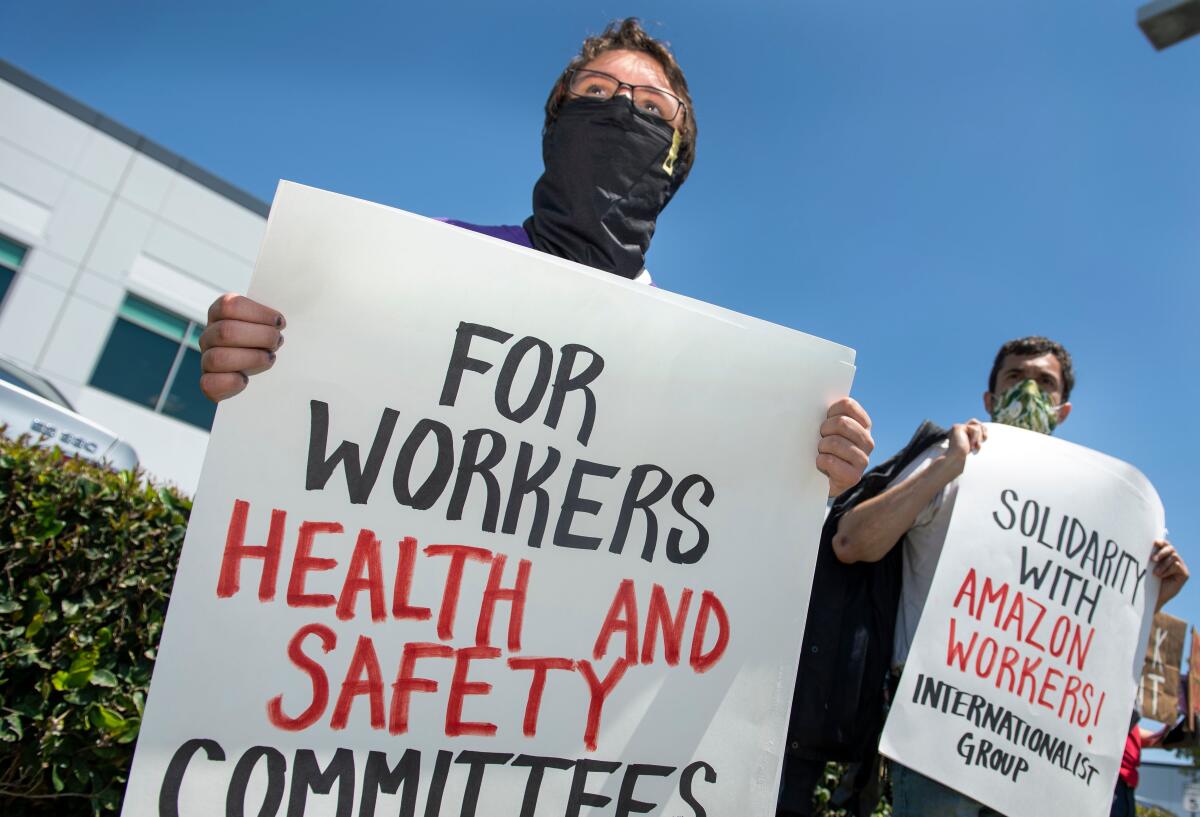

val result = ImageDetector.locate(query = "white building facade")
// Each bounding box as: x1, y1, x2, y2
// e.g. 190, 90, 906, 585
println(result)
0, 59, 268, 494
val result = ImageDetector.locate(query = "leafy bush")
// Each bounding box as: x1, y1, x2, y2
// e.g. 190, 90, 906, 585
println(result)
1138, 805, 1179, 817
813, 760, 893, 817
0, 434, 189, 815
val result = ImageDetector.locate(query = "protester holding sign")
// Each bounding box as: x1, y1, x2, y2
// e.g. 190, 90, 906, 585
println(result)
782, 336, 1188, 817
121, 177, 862, 814
195, 18, 875, 498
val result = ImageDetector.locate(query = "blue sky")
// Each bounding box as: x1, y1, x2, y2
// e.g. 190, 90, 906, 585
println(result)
7, 0, 1200, 692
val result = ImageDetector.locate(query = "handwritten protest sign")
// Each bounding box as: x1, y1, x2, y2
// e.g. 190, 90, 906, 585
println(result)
1191, 630, 1200, 730
1140, 612, 1186, 723
879, 422, 1163, 817
120, 182, 856, 816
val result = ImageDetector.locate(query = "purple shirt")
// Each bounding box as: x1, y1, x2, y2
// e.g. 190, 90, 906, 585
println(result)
439, 218, 654, 284
440, 219, 532, 248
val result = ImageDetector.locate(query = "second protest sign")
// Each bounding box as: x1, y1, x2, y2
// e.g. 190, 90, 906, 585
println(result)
880, 422, 1162, 817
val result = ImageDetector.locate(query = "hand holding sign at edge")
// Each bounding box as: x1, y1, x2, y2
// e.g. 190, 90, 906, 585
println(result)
199, 293, 285, 400
199, 291, 875, 497
817, 396, 875, 496
1151, 540, 1189, 612
944, 420, 988, 474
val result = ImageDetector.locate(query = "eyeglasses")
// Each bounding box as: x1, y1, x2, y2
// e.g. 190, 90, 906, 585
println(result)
567, 68, 685, 124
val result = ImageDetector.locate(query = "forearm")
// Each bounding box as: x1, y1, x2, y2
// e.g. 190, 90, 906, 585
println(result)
833, 456, 959, 563
1155, 582, 1179, 613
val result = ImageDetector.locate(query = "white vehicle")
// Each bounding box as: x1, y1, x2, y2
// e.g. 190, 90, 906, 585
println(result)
0, 357, 138, 471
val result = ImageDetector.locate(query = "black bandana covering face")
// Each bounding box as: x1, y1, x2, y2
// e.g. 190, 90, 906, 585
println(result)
524, 96, 684, 279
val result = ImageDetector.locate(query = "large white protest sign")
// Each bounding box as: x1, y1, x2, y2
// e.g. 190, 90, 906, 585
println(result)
880, 423, 1163, 817
120, 182, 856, 816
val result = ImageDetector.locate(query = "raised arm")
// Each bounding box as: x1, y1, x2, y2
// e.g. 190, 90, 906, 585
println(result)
832, 419, 986, 564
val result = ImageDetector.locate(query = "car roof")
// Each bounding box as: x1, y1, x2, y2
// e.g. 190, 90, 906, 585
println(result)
0, 357, 73, 410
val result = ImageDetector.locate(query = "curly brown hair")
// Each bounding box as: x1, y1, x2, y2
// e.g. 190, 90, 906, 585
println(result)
543, 18, 697, 184
988, 336, 1076, 400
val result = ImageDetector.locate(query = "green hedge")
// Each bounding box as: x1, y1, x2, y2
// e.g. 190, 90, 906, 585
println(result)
0, 434, 189, 816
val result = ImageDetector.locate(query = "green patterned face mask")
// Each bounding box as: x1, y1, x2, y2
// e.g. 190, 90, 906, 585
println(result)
990, 379, 1060, 434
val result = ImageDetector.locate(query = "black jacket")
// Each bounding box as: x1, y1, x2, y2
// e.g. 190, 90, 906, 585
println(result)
785, 420, 949, 761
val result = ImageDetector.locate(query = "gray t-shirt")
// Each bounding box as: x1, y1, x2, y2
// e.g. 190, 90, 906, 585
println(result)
891, 439, 959, 668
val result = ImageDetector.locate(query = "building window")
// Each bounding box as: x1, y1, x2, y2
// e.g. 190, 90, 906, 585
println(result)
89, 294, 216, 431
0, 234, 28, 306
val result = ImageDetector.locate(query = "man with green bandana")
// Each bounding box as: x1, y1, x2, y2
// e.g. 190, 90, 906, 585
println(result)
820, 335, 1190, 817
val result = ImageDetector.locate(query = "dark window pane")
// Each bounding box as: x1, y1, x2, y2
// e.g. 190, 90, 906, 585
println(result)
161, 348, 216, 430
89, 319, 178, 410
0, 265, 13, 304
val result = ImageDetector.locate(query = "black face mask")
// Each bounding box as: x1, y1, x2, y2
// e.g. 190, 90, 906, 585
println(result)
524, 96, 684, 279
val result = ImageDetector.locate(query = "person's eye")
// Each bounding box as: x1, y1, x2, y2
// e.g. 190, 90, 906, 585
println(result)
584, 83, 608, 96
639, 100, 661, 114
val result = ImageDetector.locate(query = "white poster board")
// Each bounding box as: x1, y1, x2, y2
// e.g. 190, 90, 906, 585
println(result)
880, 423, 1163, 817
120, 182, 857, 816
